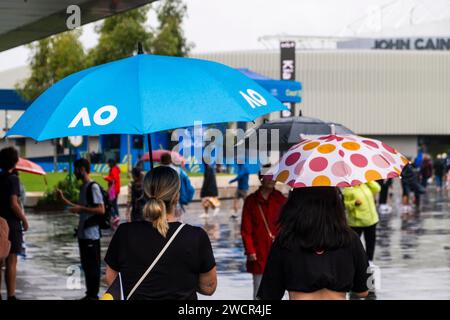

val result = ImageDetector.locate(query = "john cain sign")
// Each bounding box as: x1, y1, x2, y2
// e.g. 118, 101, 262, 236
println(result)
374, 38, 450, 50
337, 37, 450, 51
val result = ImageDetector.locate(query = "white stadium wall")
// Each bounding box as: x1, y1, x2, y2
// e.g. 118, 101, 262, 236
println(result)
192, 50, 450, 136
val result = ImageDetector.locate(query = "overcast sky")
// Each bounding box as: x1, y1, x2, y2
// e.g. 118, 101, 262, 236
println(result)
0, 0, 447, 71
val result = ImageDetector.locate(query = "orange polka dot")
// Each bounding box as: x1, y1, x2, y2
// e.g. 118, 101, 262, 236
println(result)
276, 170, 290, 183
365, 170, 382, 181
303, 141, 320, 151
317, 144, 336, 154
312, 175, 331, 186
394, 167, 402, 175
400, 156, 410, 165
342, 142, 361, 151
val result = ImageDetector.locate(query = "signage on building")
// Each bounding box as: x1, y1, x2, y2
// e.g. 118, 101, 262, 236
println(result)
280, 41, 296, 118
373, 37, 450, 50
337, 37, 450, 50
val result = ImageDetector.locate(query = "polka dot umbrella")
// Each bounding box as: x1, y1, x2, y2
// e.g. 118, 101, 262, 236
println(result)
266, 133, 410, 188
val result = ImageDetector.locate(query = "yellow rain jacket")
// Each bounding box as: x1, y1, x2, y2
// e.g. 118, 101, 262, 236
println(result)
343, 181, 381, 228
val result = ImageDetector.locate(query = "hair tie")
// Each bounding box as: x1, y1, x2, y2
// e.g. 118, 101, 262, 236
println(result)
149, 196, 159, 201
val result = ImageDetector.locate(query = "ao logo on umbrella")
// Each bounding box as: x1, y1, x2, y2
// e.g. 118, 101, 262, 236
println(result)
239, 89, 267, 109
68, 105, 118, 128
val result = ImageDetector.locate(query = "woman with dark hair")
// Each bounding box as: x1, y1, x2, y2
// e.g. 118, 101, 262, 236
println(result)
0, 147, 29, 300
257, 187, 369, 300
126, 167, 145, 222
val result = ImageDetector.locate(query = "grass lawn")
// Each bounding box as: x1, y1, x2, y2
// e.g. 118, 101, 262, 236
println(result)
20, 171, 234, 193
20, 172, 130, 193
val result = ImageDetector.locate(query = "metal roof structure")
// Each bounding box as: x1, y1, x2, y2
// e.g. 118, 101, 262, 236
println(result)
0, 0, 158, 52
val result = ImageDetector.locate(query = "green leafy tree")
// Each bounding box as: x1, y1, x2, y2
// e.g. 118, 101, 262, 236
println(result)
152, 0, 192, 57
87, 6, 153, 65
17, 30, 86, 101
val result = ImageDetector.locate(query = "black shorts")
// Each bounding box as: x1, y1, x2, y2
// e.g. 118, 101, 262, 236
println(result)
7, 219, 23, 255
235, 189, 248, 199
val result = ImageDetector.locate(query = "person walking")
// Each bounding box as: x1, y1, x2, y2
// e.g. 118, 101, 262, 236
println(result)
229, 164, 249, 218
126, 167, 145, 222
104, 166, 217, 300
160, 153, 195, 213
419, 154, 433, 189
58, 159, 105, 300
0, 147, 29, 301
401, 162, 425, 212
433, 154, 445, 193
377, 179, 393, 214
200, 162, 220, 218
105, 159, 121, 227
343, 181, 380, 265
257, 187, 369, 300
241, 166, 286, 300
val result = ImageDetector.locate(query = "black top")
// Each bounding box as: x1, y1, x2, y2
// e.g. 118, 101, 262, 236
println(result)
105, 221, 216, 300
201, 165, 218, 198
0, 172, 21, 221
257, 232, 369, 300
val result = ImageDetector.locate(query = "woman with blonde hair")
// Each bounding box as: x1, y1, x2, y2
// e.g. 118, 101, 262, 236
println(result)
104, 166, 217, 300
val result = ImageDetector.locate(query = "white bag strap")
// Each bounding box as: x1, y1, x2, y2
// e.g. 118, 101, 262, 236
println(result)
126, 223, 185, 300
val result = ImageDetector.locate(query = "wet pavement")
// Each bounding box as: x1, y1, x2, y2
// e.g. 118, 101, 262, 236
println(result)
2, 182, 450, 300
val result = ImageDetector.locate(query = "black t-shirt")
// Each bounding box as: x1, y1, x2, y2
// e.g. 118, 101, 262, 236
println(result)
0, 172, 21, 221
105, 221, 216, 300
257, 232, 369, 300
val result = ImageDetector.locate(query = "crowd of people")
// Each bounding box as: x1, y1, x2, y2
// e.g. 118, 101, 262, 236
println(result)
1, 145, 450, 300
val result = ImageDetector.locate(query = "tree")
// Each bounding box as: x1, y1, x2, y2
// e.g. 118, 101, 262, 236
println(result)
152, 0, 192, 57
87, 6, 153, 66
17, 30, 86, 173
17, 30, 86, 101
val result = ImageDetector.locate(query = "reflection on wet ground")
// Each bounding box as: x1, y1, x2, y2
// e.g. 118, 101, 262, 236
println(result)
2, 184, 450, 300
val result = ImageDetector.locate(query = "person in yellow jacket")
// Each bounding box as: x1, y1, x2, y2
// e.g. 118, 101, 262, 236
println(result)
343, 181, 381, 263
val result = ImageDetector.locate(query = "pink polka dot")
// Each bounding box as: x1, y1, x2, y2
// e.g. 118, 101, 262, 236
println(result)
285, 152, 301, 166
362, 140, 379, 148
382, 142, 397, 154
350, 154, 368, 168
387, 172, 399, 178
339, 150, 345, 158
331, 161, 352, 177
337, 181, 351, 187
294, 182, 306, 188
381, 151, 395, 164
294, 160, 306, 175
372, 154, 390, 169
351, 180, 363, 186
309, 157, 328, 172
287, 180, 296, 187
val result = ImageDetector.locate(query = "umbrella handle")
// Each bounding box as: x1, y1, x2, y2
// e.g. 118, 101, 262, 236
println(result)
147, 134, 154, 170
330, 124, 336, 135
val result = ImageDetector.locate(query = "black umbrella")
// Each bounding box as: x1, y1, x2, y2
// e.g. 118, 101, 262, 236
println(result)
236, 116, 354, 153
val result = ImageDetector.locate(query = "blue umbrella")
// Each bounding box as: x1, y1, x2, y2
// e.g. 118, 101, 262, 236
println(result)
7, 53, 288, 168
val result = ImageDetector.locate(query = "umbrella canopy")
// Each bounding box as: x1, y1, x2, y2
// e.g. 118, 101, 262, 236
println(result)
140, 150, 185, 166
237, 116, 354, 153
6, 54, 288, 141
266, 134, 409, 188
16, 158, 46, 175
236, 68, 301, 103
